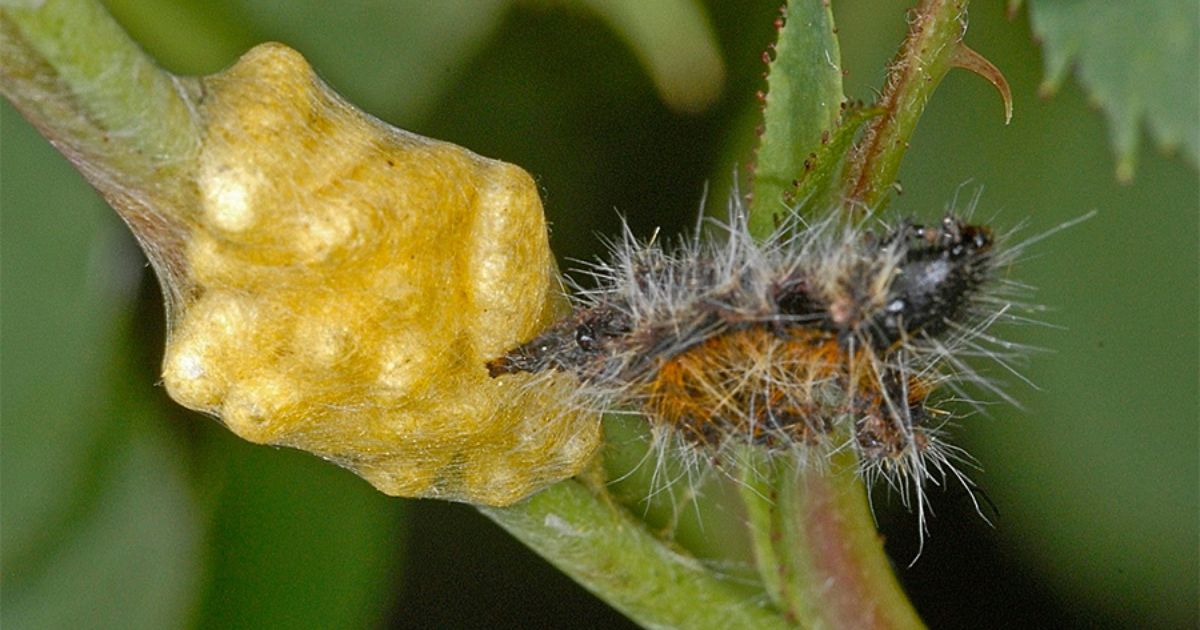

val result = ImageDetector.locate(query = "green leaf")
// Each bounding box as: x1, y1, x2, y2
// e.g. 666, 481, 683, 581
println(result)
786, 105, 881, 208
221, 0, 513, 121
100, 0, 259, 75
102, 0, 512, 121
1, 102, 202, 630
2, 432, 202, 630
191, 436, 405, 630
1022, 0, 1200, 181
571, 0, 725, 113
0, 101, 124, 573
749, 0, 845, 236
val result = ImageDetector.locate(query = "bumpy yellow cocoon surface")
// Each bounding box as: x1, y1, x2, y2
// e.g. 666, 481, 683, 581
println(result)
161, 43, 599, 505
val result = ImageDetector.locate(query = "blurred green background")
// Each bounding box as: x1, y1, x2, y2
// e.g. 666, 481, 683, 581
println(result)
2, 1, 1196, 628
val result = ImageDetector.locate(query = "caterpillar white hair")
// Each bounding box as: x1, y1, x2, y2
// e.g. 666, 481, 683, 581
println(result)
488, 192, 1074, 531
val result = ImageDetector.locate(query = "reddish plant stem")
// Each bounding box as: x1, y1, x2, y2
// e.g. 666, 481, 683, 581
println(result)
839, 0, 1010, 215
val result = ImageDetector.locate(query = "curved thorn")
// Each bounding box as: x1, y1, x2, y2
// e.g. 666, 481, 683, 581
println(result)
951, 42, 1013, 124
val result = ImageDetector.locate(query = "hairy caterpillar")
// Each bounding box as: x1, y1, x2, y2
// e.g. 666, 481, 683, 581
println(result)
489, 194, 1064, 524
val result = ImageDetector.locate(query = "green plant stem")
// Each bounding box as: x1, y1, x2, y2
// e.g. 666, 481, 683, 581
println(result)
741, 452, 925, 630
575, 0, 725, 114
1, 0, 200, 269
838, 0, 1008, 213
744, 2, 932, 627
479, 479, 793, 630
0, 0, 199, 178
1, 0, 205, 303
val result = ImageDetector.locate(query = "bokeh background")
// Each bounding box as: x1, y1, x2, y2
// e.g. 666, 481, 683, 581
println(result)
3, 1, 1196, 628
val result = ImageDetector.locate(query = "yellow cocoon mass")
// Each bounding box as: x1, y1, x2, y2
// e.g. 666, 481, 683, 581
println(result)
160, 43, 599, 506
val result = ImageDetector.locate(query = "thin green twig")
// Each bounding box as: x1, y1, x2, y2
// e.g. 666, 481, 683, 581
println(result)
0, 0, 199, 184
839, 0, 1010, 213
1, 0, 202, 276
480, 479, 792, 630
